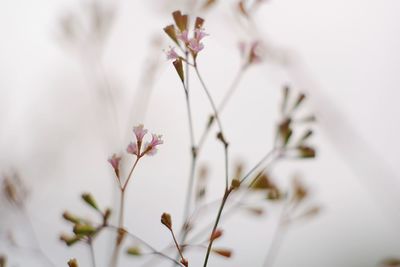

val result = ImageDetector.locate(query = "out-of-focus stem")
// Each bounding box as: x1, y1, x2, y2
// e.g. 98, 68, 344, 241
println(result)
110, 157, 140, 267
197, 65, 247, 151
88, 239, 97, 267
262, 201, 289, 267
106, 225, 183, 266
194, 65, 229, 188
182, 52, 197, 225
202, 188, 232, 267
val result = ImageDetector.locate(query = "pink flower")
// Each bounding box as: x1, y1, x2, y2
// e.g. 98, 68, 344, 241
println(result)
194, 28, 208, 41
188, 38, 204, 53
133, 124, 148, 143
177, 30, 189, 43
143, 134, 163, 156
239, 41, 263, 65
249, 41, 262, 64
108, 154, 121, 176
127, 142, 139, 156
166, 47, 179, 60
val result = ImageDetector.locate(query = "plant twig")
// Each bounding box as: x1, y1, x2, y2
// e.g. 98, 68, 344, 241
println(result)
106, 225, 183, 266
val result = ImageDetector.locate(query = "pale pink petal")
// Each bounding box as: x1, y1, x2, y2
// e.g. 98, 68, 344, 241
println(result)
127, 142, 139, 156
108, 154, 121, 171
142, 134, 163, 156
133, 124, 148, 143
177, 30, 189, 43
194, 28, 208, 41
166, 47, 179, 60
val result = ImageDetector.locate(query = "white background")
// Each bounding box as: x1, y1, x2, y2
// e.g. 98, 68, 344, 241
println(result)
0, 0, 400, 266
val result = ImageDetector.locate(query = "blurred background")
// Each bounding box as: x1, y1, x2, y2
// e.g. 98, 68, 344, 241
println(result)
0, 0, 400, 266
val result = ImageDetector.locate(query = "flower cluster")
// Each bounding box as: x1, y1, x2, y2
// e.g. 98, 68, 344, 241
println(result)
164, 10, 208, 61
107, 124, 163, 177
127, 124, 163, 157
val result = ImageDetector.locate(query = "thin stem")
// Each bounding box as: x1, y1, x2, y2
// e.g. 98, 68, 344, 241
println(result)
111, 157, 140, 267
188, 151, 279, 245
140, 148, 279, 267
118, 190, 125, 228
122, 157, 140, 191
106, 225, 183, 266
193, 65, 229, 189
217, 65, 248, 113
194, 65, 224, 133
181, 52, 197, 225
262, 201, 290, 267
197, 65, 247, 151
88, 240, 97, 267
21, 207, 56, 267
202, 189, 232, 267
170, 228, 187, 264
240, 149, 280, 184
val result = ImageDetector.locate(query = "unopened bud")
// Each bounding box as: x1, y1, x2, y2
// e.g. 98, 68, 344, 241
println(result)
161, 212, 172, 230
81, 193, 99, 211
67, 258, 79, 267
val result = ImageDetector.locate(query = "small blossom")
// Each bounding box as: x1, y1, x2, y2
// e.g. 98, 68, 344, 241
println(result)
108, 154, 121, 177
127, 142, 139, 156
194, 28, 208, 41
188, 38, 204, 53
133, 124, 148, 143
166, 47, 179, 60
143, 134, 163, 156
249, 41, 262, 64
238, 41, 263, 65
177, 30, 189, 43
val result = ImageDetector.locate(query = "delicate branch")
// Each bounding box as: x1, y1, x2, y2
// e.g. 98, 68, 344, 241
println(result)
111, 156, 141, 267
193, 64, 230, 189
181, 51, 198, 226
262, 201, 290, 267
122, 157, 140, 191
171, 226, 188, 266
106, 225, 183, 266
202, 188, 232, 267
88, 239, 97, 267
240, 149, 281, 184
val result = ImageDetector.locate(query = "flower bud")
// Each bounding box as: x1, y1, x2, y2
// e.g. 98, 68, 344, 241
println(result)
161, 212, 172, 230
60, 234, 81, 246
173, 59, 184, 83
212, 248, 232, 258
67, 258, 79, 267
62, 211, 81, 224
81, 193, 99, 211
210, 229, 223, 241
126, 246, 142, 256
73, 224, 96, 236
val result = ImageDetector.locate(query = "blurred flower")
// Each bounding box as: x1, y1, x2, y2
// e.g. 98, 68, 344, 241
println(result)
177, 30, 189, 43
143, 134, 164, 156
239, 40, 264, 65
108, 154, 121, 177
188, 38, 204, 53
194, 28, 208, 41
133, 124, 148, 144
127, 142, 139, 156
166, 47, 179, 60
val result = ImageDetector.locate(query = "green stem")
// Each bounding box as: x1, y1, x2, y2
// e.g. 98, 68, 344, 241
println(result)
202, 189, 232, 267
110, 157, 140, 267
